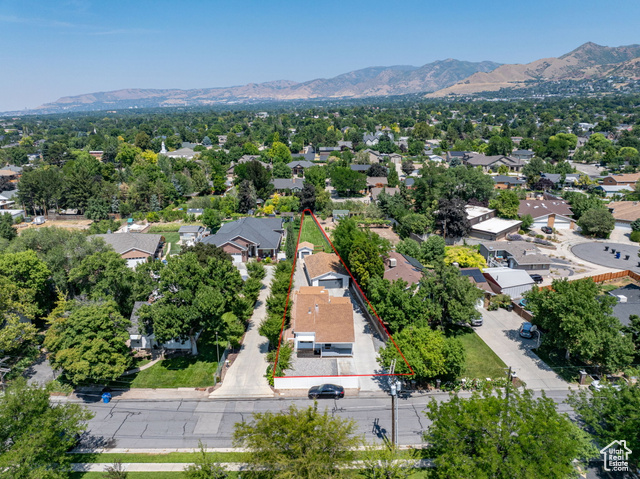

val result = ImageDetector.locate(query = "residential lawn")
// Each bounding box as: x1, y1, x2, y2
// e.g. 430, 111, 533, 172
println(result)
155, 231, 181, 256
70, 452, 248, 463
108, 333, 221, 388
299, 214, 332, 252
71, 474, 185, 479
447, 325, 507, 379
534, 344, 592, 384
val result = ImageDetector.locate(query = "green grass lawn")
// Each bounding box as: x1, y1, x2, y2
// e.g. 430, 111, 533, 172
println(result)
534, 344, 592, 384
108, 334, 221, 388
299, 214, 331, 252
71, 473, 185, 479
448, 325, 507, 379
71, 452, 248, 463
155, 231, 181, 256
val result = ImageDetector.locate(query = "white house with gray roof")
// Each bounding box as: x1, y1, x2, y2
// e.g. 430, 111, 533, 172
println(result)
178, 225, 206, 246
202, 217, 284, 262
483, 267, 535, 298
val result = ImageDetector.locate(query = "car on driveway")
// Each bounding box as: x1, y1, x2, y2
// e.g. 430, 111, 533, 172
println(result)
529, 274, 543, 284
541, 226, 553, 234
590, 376, 629, 391
471, 317, 483, 327
519, 321, 534, 338
308, 384, 345, 399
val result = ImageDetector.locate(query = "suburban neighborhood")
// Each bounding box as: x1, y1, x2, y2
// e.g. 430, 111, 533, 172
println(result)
2, 19, 640, 476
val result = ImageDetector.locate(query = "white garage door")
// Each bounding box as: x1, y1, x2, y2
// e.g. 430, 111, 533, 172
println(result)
533, 217, 548, 228
615, 222, 632, 231
553, 217, 571, 229
231, 254, 242, 263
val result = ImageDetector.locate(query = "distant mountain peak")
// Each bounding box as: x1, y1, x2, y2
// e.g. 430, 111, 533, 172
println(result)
21, 58, 501, 114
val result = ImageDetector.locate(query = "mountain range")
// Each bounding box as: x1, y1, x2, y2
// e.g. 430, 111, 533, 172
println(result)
12, 42, 640, 114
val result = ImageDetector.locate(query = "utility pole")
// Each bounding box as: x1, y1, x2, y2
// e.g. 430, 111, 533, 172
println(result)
388, 359, 398, 446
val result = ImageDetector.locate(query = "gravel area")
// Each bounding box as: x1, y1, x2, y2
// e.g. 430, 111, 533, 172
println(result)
288, 356, 338, 376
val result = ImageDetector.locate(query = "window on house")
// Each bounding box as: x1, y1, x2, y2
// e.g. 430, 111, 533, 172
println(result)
324, 344, 331, 350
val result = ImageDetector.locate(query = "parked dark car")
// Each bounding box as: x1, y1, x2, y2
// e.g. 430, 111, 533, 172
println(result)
519, 322, 534, 339
529, 274, 543, 284
308, 384, 345, 399
541, 226, 553, 234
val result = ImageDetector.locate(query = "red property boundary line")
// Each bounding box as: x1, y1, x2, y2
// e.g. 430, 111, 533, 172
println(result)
273, 209, 414, 379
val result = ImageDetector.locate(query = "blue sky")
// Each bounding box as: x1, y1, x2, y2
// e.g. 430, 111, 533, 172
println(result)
2, 0, 640, 111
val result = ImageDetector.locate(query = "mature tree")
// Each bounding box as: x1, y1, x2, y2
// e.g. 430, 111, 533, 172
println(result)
349, 238, 384, 292
202, 208, 222, 233
238, 179, 257, 214
45, 300, 132, 384
304, 165, 327, 189
330, 167, 366, 196
412, 122, 434, 141
233, 403, 361, 478
447, 166, 495, 204
520, 213, 533, 231
525, 278, 634, 369
298, 183, 316, 212
569, 385, 640, 469
0, 250, 52, 315
420, 234, 445, 265
367, 163, 387, 177
180, 242, 231, 267
444, 246, 487, 268
419, 263, 483, 325
236, 160, 272, 198
367, 278, 438, 333
563, 192, 605, 220
486, 135, 513, 156
397, 213, 431, 239
272, 162, 292, 179
424, 387, 596, 479
266, 141, 292, 163
578, 208, 615, 238
137, 252, 244, 351
0, 276, 38, 358
68, 251, 136, 317
378, 326, 465, 382
134, 132, 152, 151
361, 444, 413, 479
0, 213, 16, 242
6, 227, 111, 293
543, 133, 577, 161
395, 238, 421, 261
401, 159, 414, 175
0, 378, 93, 478
436, 198, 470, 239
533, 177, 555, 191
387, 166, 400, 187
332, 218, 390, 268
489, 190, 520, 219
17, 166, 63, 215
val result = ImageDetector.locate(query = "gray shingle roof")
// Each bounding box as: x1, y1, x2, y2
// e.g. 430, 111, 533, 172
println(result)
286, 160, 315, 169
0, 189, 18, 200
91, 233, 163, 255
202, 217, 283, 250
271, 178, 305, 190
179, 225, 203, 233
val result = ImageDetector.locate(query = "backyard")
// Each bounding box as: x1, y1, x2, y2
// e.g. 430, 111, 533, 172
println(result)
298, 213, 332, 252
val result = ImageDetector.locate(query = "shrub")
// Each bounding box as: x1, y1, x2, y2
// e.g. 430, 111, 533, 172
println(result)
488, 294, 511, 311
146, 212, 160, 223
631, 230, 640, 243
507, 233, 523, 241
630, 218, 640, 232
263, 257, 272, 264
247, 261, 266, 280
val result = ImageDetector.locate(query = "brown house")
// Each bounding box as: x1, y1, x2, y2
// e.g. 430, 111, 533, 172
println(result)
285, 286, 354, 357
602, 173, 640, 186
202, 216, 284, 262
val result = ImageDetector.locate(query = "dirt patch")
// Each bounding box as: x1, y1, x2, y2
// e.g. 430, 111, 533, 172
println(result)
369, 227, 401, 245
17, 220, 93, 232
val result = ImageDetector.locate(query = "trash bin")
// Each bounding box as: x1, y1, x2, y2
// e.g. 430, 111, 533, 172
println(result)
616, 252, 621, 259
506, 304, 514, 312
102, 392, 112, 404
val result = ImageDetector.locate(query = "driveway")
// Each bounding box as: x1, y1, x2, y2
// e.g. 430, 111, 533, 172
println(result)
209, 266, 275, 398
474, 308, 568, 391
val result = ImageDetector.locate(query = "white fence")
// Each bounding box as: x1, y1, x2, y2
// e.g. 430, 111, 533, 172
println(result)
274, 375, 359, 390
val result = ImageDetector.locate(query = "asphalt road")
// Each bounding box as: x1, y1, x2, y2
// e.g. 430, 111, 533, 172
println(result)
78, 389, 574, 450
